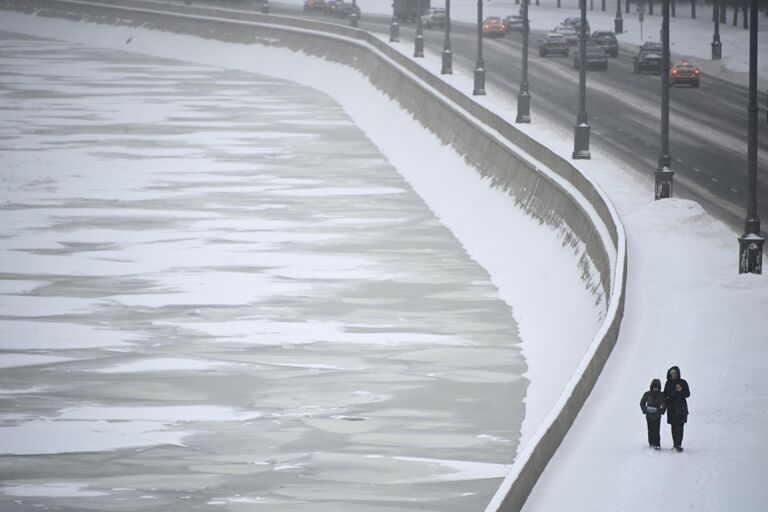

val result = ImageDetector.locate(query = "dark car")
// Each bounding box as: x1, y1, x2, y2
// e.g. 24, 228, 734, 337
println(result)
633, 41, 663, 74
574, 43, 608, 71
563, 16, 590, 35
504, 14, 524, 32
591, 30, 619, 57
539, 33, 569, 57
333, 0, 360, 18
323, 0, 338, 15
670, 60, 701, 87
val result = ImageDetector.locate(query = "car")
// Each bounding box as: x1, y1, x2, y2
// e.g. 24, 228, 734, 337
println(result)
562, 16, 590, 35
670, 60, 701, 87
323, 0, 338, 15
574, 43, 608, 71
421, 8, 446, 29
482, 17, 507, 38
333, 0, 360, 18
552, 24, 578, 45
303, 0, 325, 12
633, 41, 663, 74
538, 33, 569, 57
590, 30, 619, 57
504, 14, 524, 32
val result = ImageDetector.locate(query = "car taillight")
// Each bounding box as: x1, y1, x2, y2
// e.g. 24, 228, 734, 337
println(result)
484, 25, 490, 29
694, 68, 701, 75
671, 69, 678, 75
502, 24, 507, 29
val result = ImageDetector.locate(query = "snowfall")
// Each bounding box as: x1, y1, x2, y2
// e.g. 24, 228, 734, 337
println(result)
0, 1, 767, 511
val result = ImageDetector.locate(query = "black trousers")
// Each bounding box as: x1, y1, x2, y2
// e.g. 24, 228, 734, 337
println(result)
671, 422, 685, 447
646, 416, 661, 447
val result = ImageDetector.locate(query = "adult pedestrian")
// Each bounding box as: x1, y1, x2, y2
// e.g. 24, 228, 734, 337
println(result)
664, 365, 690, 452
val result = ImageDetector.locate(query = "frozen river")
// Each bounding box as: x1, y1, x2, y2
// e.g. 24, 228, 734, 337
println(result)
0, 31, 526, 511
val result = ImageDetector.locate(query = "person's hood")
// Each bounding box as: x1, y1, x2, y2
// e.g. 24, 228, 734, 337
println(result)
650, 378, 662, 390
667, 366, 681, 380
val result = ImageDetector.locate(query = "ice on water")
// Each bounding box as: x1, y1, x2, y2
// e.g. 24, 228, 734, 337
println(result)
0, 32, 525, 511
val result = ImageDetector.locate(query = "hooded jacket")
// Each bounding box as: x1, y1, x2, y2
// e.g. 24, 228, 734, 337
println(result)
640, 378, 667, 420
664, 366, 691, 425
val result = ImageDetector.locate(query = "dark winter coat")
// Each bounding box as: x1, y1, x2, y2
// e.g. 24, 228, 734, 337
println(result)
664, 366, 690, 425
640, 378, 667, 420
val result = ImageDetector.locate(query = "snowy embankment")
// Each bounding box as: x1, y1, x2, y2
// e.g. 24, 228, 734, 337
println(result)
0, 4, 611, 488
359, 7, 768, 512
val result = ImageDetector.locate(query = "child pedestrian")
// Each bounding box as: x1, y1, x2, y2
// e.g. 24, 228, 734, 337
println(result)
640, 378, 666, 450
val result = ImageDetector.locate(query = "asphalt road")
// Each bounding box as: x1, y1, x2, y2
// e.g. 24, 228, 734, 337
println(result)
272, 3, 767, 233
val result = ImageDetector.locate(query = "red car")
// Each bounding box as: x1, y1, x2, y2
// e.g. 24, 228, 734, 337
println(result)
670, 61, 701, 88
482, 17, 507, 38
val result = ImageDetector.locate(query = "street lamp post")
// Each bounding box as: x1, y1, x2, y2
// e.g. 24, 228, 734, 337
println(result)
261, 0, 269, 14
739, 0, 764, 274
390, 4, 400, 42
573, 0, 590, 159
711, 0, 722, 59
415, 0, 425, 57
655, 0, 674, 199
474, 0, 486, 95
615, 0, 624, 33
517, 0, 531, 123
442, 0, 453, 74
350, 0, 359, 27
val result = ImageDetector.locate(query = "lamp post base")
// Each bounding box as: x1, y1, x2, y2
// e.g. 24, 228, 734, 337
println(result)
350, 12, 359, 27
738, 233, 764, 274
441, 49, 453, 74
615, 16, 623, 34
414, 35, 425, 57
473, 68, 486, 95
260, 1, 269, 14
516, 91, 531, 123
572, 123, 591, 159
654, 168, 675, 200
390, 21, 400, 42
711, 39, 722, 60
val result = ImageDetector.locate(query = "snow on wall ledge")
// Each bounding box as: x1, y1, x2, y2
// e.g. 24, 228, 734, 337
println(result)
0, 1, 627, 510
